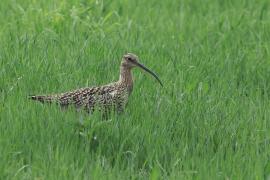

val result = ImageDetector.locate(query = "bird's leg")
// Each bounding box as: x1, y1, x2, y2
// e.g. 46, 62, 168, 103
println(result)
101, 106, 111, 120
116, 102, 124, 114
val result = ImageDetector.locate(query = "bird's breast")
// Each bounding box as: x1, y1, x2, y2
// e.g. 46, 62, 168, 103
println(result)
127, 85, 133, 95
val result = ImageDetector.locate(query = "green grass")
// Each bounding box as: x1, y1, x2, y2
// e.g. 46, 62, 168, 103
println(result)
1, 0, 270, 179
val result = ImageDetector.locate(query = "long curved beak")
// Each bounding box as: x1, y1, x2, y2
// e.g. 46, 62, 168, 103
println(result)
134, 61, 163, 87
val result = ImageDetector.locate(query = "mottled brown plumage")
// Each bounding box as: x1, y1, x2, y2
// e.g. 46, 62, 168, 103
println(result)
30, 53, 163, 116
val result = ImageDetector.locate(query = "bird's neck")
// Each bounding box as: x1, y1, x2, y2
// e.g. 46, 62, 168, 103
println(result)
118, 65, 133, 93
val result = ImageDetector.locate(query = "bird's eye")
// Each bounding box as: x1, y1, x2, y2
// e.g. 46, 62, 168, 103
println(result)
127, 57, 132, 61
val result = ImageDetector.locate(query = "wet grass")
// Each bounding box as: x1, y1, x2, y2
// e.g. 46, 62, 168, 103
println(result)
0, 0, 270, 179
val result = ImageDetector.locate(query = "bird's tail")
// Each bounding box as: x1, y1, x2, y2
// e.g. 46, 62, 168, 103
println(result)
29, 95, 57, 103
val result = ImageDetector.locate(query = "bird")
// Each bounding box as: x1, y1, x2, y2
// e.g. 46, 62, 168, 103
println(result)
30, 53, 163, 117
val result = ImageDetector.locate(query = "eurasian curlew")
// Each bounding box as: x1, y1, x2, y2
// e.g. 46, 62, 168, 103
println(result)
30, 53, 163, 117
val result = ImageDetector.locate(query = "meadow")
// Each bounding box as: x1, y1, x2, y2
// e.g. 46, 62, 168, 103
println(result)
0, 0, 270, 179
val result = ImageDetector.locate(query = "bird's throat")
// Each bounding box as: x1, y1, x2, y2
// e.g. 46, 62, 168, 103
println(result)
119, 65, 133, 93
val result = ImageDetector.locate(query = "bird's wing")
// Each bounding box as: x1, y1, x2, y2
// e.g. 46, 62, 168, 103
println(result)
57, 85, 116, 108
30, 83, 119, 114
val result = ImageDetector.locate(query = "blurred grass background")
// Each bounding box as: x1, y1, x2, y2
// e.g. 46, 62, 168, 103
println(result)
0, 0, 270, 179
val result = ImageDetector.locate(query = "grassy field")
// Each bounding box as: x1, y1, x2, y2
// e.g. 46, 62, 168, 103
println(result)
1, 0, 270, 179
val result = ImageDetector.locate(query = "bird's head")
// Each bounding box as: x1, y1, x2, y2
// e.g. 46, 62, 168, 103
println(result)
121, 53, 163, 86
